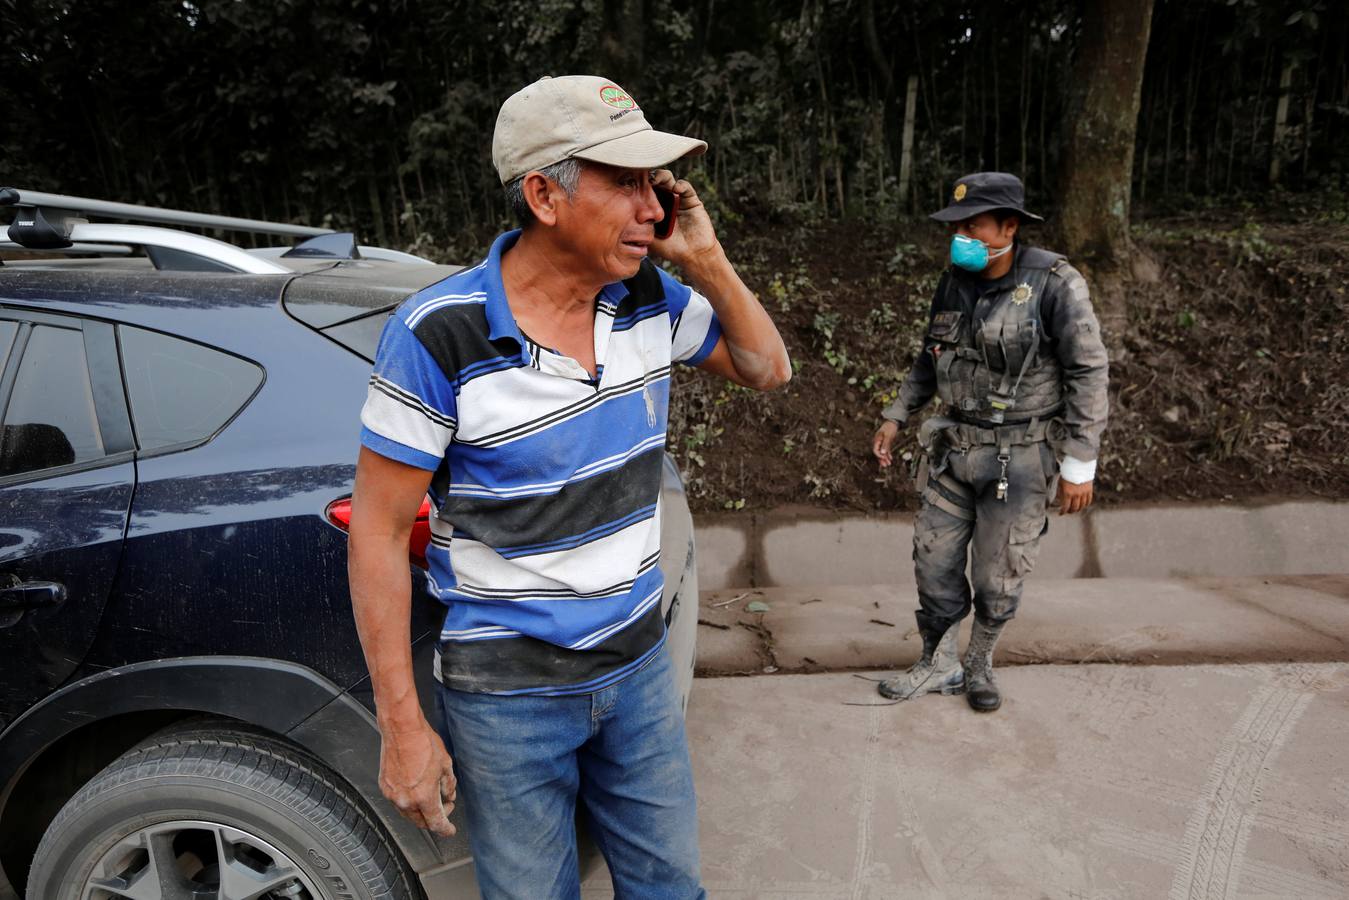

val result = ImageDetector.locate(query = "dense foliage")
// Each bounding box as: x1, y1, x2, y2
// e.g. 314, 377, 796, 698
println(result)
1, 0, 1342, 251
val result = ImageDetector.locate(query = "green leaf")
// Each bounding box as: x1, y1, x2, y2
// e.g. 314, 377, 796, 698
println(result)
746, 600, 771, 613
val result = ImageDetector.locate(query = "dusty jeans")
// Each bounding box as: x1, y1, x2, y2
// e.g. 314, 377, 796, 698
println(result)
912, 438, 1058, 635
435, 646, 704, 900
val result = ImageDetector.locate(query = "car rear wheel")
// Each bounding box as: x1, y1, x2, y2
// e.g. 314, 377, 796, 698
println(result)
27, 724, 417, 900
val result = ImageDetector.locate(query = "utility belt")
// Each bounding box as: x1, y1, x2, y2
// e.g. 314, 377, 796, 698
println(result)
917, 413, 1068, 506
918, 414, 1067, 456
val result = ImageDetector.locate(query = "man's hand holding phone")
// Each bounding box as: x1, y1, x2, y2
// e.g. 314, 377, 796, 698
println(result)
646, 167, 791, 391
650, 169, 720, 268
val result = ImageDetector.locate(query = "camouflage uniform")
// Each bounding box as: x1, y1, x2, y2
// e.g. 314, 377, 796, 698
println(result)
880, 241, 1109, 709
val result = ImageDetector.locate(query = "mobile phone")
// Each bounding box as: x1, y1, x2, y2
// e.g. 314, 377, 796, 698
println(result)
654, 187, 678, 239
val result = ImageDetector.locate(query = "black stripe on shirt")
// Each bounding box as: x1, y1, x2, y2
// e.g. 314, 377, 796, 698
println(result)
369, 374, 457, 429
442, 445, 664, 552
436, 600, 665, 694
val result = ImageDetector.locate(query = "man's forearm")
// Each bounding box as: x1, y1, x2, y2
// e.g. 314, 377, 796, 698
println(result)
1048, 264, 1110, 462
349, 534, 425, 734
683, 245, 791, 389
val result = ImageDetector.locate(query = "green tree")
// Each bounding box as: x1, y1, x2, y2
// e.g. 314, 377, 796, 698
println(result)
1055, 0, 1155, 270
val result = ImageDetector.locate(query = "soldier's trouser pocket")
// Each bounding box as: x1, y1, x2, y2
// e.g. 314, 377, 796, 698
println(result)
1007, 444, 1052, 578
1007, 514, 1048, 577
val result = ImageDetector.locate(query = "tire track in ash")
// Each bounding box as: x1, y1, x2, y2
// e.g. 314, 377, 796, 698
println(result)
848, 705, 881, 900
1094, 823, 1345, 900
1167, 665, 1323, 900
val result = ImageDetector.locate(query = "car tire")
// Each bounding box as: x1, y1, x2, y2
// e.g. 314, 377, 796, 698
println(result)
27, 723, 417, 900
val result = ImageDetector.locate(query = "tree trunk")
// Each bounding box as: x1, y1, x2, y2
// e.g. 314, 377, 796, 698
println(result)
1039, 46, 1050, 194
815, 50, 845, 217
860, 0, 893, 98
1301, 86, 1315, 179
1206, 79, 1222, 194
961, 53, 969, 173
1250, 42, 1274, 186
1138, 60, 1158, 207
1019, 23, 1029, 182
1163, 96, 1174, 195
1269, 57, 1295, 185
992, 31, 1001, 171
1056, 0, 1155, 270
860, 0, 897, 198
1181, 50, 1199, 196
898, 74, 919, 205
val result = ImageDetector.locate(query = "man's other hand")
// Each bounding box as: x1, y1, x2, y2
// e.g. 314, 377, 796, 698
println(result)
379, 720, 458, 837
1056, 479, 1094, 515
873, 420, 900, 468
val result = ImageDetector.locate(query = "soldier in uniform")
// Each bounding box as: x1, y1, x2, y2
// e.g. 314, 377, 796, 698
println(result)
871, 172, 1109, 712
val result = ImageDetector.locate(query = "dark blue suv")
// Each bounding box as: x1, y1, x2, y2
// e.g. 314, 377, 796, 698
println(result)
0, 191, 700, 899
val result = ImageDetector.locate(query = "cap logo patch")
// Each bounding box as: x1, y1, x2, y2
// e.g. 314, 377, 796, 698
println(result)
954, 184, 968, 201
599, 86, 636, 110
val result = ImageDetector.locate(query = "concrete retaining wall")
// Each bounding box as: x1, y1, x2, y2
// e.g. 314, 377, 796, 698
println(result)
694, 500, 1349, 590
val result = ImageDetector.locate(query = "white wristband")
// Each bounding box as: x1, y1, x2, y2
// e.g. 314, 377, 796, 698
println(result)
1059, 455, 1096, 485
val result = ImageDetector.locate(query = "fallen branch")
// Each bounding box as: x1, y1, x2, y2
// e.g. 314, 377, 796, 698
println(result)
709, 591, 751, 609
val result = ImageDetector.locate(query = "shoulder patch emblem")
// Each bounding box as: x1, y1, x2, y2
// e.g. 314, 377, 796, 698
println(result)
1012, 282, 1034, 305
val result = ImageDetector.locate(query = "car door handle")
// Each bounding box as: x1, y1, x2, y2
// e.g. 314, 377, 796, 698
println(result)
0, 581, 67, 609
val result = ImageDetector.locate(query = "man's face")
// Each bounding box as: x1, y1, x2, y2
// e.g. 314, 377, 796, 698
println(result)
554, 163, 664, 282
953, 212, 1017, 249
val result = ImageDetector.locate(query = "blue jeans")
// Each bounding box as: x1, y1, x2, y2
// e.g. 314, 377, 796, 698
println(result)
435, 646, 705, 900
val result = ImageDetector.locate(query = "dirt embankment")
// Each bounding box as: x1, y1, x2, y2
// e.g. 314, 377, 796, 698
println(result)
667, 212, 1349, 514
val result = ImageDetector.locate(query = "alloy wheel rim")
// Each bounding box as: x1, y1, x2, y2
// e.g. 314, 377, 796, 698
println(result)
82, 819, 323, 900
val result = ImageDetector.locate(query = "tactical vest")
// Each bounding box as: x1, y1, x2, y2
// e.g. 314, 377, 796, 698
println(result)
929, 247, 1068, 425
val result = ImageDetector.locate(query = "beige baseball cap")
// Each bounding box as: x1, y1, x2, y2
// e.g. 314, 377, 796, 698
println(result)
492, 75, 707, 185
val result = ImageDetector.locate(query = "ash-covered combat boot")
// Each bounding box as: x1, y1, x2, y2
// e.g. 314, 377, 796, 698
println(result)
963, 618, 1006, 712
877, 624, 964, 700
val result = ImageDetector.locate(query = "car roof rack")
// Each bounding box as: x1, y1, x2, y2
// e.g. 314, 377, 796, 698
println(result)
0, 187, 336, 274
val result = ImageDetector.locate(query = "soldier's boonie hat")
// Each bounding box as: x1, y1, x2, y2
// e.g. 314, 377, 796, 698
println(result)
930, 172, 1045, 223
492, 75, 708, 185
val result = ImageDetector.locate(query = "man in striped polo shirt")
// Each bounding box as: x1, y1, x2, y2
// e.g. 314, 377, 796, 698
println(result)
347, 75, 790, 898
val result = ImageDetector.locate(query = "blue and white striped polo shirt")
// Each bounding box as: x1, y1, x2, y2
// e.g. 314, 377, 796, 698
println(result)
359, 230, 721, 695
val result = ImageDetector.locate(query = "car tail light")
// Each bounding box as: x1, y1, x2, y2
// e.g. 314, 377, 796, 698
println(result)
325, 496, 433, 570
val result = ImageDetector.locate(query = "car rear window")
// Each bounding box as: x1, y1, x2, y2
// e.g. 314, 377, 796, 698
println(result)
119, 326, 263, 451
1, 324, 106, 476
281, 262, 462, 360
320, 309, 393, 361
